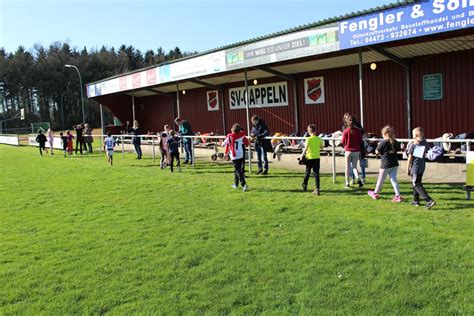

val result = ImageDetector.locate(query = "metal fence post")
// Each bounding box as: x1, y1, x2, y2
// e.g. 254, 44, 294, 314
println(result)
152, 136, 156, 163
248, 139, 252, 174
121, 135, 125, 159
332, 139, 336, 183
98, 135, 102, 155
192, 136, 195, 167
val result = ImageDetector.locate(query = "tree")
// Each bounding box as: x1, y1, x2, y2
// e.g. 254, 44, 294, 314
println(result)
0, 42, 193, 132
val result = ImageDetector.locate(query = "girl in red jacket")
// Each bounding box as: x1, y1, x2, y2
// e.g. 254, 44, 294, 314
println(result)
341, 115, 364, 188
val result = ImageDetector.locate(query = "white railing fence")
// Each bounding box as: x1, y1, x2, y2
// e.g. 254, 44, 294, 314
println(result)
2, 133, 471, 184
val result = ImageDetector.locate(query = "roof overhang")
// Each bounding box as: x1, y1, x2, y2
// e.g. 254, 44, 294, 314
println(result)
109, 30, 473, 98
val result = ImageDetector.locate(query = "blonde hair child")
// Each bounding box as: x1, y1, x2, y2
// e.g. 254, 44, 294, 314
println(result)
367, 126, 402, 202
406, 127, 436, 209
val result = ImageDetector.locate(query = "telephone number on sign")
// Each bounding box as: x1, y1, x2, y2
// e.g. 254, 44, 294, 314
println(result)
363, 28, 418, 43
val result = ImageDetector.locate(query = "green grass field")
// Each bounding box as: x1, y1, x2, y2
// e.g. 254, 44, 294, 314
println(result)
1, 145, 473, 314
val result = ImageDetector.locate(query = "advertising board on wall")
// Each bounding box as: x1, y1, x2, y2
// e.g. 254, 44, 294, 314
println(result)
229, 82, 288, 110
87, 1, 473, 99
339, 0, 474, 49
170, 51, 226, 81
87, 52, 225, 98
226, 25, 339, 71
0, 135, 20, 146
423, 73, 443, 100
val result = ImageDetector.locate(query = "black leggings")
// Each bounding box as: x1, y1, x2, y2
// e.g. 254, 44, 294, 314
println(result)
169, 151, 180, 172
232, 158, 246, 187
39, 143, 46, 156
303, 158, 320, 189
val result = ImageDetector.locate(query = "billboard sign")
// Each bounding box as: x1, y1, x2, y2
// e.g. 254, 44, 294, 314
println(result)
229, 82, 288, 109
226, 25, 339, 70
339, 0, 474, 49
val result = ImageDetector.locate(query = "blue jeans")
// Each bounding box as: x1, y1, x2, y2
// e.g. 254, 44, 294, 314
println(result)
255, 143, 268, 171
133, 143, 142, 159
183, 138, 192, 162
350, 158, 366, 179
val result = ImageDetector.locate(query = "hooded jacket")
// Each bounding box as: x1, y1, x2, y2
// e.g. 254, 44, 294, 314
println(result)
223, 131, 249, 160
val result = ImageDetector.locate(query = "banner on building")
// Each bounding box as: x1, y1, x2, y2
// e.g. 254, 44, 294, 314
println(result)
229, 82, 288, 109
226, 25, 339, 71
339, 1, 474, 49
304, 77, 325, 104
207, 90, 219, 111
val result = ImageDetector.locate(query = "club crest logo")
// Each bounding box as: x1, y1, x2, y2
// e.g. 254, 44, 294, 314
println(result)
207, 90, 219, 111
304, 77, 325, 104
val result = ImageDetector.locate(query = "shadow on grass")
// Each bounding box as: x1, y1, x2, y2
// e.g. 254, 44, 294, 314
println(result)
128, 164, 160, 168
435, 203, 474, 211
255, 187, 370, 195
246, 173, 302, 179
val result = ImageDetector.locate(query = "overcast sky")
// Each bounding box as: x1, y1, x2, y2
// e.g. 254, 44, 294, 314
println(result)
1, 0, 392, 54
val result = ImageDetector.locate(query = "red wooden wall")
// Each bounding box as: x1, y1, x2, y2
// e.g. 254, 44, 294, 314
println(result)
96, 49, 473, 138
411, 49, 473, 137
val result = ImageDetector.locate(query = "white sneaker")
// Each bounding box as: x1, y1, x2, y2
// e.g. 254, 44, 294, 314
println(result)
362, 178, 366, 184
231, 184, 238, 189
242, 184, 248, 192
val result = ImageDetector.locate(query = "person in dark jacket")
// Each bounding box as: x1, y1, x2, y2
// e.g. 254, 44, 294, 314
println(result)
251, 115, 271, 174
167, 130, 181, 172
35, 129, 47, 157
174, 117, 194, 164
74, 123, 85, 155
127, 120, 142, 159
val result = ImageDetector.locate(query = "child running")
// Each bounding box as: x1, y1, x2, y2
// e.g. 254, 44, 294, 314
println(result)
222, 123, 249, 192
368, 125, 402, 202
103, 131, 116, 166
300, 124, 324, 195
66, 130, 74, 155
166, 130, 181, 172
35, 129, 47, 156
341, 115, 363, 188
60, 132, 68, 157
47, 128, 54, 155
406, 127, 436, 209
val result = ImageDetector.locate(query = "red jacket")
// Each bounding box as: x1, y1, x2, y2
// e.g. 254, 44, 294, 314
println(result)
224, 131, 249, 160
342, 127, 362, 152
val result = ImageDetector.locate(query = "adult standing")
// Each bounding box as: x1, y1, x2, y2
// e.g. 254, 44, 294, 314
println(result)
174, 117, 194, 164
83, 123, 93, 154
74, 123, 85, 155
250, 115, 272, 174
127, 120, 142, 159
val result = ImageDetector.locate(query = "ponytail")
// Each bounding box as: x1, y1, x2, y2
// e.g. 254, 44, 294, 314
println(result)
381, 125, 396, 151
